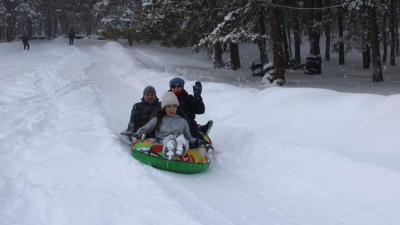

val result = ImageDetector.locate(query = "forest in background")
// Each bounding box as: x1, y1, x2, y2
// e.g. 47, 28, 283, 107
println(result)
1, 0, 399, 84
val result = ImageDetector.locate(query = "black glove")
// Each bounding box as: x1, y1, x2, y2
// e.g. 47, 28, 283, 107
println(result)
193, 81, 202, 98
195, 139, 206, 148
137, 129, 147, 140
129, 133, 138, 143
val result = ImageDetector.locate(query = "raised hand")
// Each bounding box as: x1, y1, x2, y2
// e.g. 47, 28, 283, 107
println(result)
193, 81, 202, 98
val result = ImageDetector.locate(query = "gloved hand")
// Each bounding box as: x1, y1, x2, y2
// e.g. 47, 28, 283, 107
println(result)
129, 133, 138, 143
137, 129, 147, 140
126, 131, 133, 140
195, 139, 206, 148
193, 81, 202, 98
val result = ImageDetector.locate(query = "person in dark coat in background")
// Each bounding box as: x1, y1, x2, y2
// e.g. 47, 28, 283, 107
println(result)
126, 86, 161, 141
68, 28, 75, 45
21, 33, 29, 50
168, 77, 207, 141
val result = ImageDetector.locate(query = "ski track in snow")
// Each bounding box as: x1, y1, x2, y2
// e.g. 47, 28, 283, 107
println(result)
1, 39, 400, 225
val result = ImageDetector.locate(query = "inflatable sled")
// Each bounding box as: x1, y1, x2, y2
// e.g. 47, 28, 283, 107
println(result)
119, 121, 214, 174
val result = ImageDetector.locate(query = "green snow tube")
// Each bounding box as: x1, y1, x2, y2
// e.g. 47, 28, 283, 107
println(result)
131, 136, 212, 174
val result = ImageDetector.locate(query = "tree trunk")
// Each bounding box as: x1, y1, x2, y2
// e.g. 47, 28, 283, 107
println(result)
282, 22, 290, 65
6, 16, 14, 42
279, 3, 289, 64
230, 43, 241, 71
391, 0, 396, 65
293, 7, 301, 65
287, 25, 292, 58
46, 7, 53, 39
368, 3, 383, 82
210, 0, 216, 9
271, 1, 285, 85
53, 14, 58, 38
39, 18, 43, 36
214, 42, 224, 68
338, 2, 345, 65
382, 13, 388, 64
258, 6, 269, 65
27, 16, 33, 39
209, 0, 223, 68
257, 39, 268, 66
324, 0, 331, 61
395, 3, 400, 56
88, 10, 93, 35
307, 0, 321, 56
85, 3, 93, 36
65, 20, 70, 36
283, 0, 292, 59
363, 43, 370, 69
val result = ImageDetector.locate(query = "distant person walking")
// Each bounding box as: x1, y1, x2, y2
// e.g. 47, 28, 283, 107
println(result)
68, 28, 75, 45
21, 33, 29, 50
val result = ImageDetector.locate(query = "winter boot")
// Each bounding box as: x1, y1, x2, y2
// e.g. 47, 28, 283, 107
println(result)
206, 144, 214, 158
198, 120, 213, 135
175, 133, 187, 156
163, 140, 176, 160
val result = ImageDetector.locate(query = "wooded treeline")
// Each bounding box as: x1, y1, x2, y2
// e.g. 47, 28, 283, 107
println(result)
0, 0, 105, 40
1, 0, 399, 83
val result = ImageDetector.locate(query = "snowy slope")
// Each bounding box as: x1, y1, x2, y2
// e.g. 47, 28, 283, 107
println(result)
1, 38, 400, 225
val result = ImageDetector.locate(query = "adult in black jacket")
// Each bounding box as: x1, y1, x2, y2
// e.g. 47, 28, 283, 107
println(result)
22, 33, 29, 50
169, 77, 206, 140
68, 28, 75, 45
127, 86, 161, 138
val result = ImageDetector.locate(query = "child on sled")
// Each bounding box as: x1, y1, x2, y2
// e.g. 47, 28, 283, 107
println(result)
132, 92, 205, 160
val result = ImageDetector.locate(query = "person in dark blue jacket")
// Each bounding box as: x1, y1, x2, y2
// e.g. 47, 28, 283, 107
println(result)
126, 86, 161, 140
68, 28, 75, 45
21, 33, 29, 50
168, 77, 208, 141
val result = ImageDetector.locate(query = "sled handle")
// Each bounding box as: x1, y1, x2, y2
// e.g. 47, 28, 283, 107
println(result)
141, 133, 146, 141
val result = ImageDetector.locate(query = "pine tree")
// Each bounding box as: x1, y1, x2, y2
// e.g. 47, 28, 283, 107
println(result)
94, 0, 136, 39
3, 0, 17, 42
15, 0, 40, 39
200, 0, 272, 70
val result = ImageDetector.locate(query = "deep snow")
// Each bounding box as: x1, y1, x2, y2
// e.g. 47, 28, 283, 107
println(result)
1, 37, 400, 225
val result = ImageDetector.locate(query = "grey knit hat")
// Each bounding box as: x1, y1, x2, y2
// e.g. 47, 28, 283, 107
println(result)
143, 86, 156, 96
161, 92, 179, 108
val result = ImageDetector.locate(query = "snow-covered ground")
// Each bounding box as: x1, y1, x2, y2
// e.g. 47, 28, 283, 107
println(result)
1, 37, 400, 225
